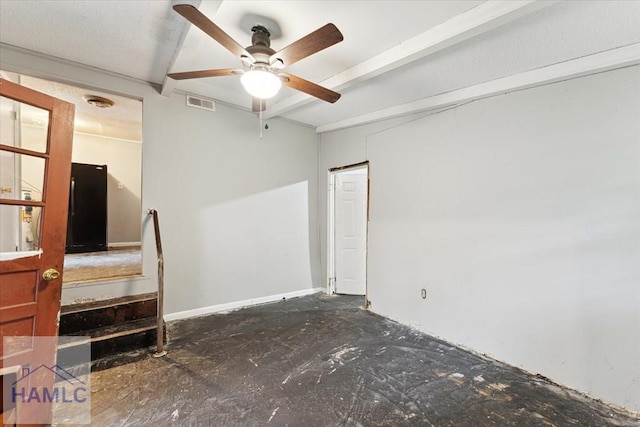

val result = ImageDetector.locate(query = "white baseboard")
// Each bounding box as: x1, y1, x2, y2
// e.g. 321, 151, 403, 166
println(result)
164, 287, 326, 322
108, 241, 141, 248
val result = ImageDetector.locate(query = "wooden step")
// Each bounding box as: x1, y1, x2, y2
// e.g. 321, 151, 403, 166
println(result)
59, 292, 157, 335
58, 293, 163, 369
58, 318, 163, 367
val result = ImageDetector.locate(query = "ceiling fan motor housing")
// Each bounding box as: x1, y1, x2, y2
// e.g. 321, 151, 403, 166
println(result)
251, 25, 271, 47
246, 25, 277, 68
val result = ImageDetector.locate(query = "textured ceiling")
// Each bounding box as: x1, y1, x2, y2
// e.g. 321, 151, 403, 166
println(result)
1, 1, 639, 135
0, 0, 198, 84
1, 72, 142, 141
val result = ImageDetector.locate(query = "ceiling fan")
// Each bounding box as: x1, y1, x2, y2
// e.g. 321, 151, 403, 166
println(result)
168, 4, 344, 112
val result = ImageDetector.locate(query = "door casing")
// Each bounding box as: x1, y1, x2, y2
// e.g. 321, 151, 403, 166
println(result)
327, 162, 369, 297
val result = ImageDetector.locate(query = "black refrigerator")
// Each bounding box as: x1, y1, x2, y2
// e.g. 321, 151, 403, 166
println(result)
65, 162, 108, 253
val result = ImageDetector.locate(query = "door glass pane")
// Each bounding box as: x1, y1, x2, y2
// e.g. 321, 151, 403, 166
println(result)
0, 150, 45, 201
0, 205, 43, 254
0, 95, 49, 153
0, 148, 45, 256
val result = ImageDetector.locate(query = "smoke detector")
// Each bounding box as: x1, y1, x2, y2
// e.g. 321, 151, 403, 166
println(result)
83, 95, 114, 108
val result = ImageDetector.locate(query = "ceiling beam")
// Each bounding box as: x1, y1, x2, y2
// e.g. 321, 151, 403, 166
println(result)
316, 43, 640, 133
264, 0, 556, 119
160, 75, 178, 97
161, 0, 220, 97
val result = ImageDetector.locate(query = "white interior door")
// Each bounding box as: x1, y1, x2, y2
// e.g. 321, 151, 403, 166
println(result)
334, 168, 368, 295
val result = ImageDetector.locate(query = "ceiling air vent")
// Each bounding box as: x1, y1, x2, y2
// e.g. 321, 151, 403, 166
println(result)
186, 95, 215, 112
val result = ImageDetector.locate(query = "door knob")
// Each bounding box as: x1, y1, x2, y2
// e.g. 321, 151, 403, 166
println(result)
42, 268, 60, 281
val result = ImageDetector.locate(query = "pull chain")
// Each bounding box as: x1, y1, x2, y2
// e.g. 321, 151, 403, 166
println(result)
259, 105, 263, 138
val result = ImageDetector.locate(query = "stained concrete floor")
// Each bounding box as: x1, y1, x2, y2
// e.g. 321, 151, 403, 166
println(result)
57, 293, 638, 426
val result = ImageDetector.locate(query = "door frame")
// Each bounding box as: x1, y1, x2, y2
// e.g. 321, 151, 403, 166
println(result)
327, 161, 370, 297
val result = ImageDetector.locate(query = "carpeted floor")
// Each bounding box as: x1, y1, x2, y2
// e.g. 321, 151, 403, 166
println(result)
63, 248, 142, 283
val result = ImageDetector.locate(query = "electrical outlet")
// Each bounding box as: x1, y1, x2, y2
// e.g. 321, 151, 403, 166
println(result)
421, 289, 427, 299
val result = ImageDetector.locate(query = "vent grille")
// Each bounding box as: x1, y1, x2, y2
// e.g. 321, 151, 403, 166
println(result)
186, 95, 215, 112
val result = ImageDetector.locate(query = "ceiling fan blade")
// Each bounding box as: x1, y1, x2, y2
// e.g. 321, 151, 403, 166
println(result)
252, 98, 266, 113
167, 68, 241, 80
173, 4, 254, 62
270, 24, 343, 67
280, 73, 341, 103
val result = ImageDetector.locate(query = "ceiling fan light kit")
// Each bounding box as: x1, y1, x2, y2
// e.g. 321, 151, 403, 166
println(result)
241, 69, 282, 99
168, 4, 343, 113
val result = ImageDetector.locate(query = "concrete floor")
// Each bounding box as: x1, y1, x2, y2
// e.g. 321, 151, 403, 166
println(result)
57, 293, 638, 426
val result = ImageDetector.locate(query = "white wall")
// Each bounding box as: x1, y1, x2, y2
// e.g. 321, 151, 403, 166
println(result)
71, 133, 142, 245
144, 92, 320, 314
319, 65, 640, 411
319, 113, 433, 288
0, 45, 321, 313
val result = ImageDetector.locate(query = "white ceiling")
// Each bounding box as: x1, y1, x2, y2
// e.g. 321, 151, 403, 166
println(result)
1, 1, 639, 135
0, 71, 142, 141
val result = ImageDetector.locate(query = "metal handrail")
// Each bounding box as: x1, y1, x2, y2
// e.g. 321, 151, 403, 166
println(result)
148, 209, 167, 357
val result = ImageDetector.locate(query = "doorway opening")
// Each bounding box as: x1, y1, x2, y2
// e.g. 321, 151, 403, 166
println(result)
327, 162, 369, 302
0, 71, 143, 284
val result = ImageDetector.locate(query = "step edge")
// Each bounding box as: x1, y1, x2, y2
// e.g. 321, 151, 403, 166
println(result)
62, 317, 159, 339
58, 324, 158, 346
91, 325, 158, 342
61, 292, 157, 314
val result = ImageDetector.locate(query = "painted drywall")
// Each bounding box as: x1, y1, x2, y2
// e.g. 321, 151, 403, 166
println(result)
319, 66, 640, 411
144, 92, 319, 313
0, 44, 321, 313
71, 133, 142, 245
318, 112, 436, 288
